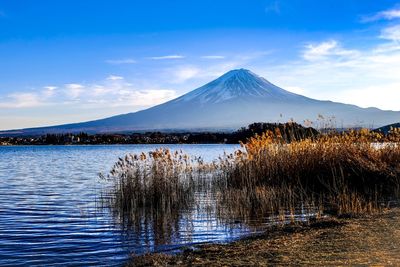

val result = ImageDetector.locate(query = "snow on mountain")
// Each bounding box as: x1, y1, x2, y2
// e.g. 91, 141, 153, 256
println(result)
174, 69, 299, 104
1, 69, 399, 135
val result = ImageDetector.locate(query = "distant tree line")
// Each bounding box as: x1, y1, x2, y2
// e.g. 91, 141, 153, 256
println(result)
0, 122, 319, 145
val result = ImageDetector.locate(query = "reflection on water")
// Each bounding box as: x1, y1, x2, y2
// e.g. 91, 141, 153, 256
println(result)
0, 144, 262, 266
103, 190, 320, 253
0, 144, 321, 266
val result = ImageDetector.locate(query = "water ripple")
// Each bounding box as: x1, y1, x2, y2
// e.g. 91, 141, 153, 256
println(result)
0, 145, 239, 266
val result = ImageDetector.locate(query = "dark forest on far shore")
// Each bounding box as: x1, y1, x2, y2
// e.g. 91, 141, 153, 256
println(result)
0, 122, 319, 145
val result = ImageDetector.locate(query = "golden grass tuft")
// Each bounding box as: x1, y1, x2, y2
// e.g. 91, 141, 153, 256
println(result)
103, 149, 201, 232
103, 127, 400, 233
216, 128, 400, 219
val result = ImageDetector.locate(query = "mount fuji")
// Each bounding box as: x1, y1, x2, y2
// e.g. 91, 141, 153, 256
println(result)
2, 69, 400, 135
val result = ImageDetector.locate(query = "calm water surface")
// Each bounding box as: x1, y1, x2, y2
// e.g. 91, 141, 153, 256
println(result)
0, 144, 273, 266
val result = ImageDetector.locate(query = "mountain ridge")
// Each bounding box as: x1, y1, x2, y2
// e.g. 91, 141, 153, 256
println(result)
1, 69, 399, 136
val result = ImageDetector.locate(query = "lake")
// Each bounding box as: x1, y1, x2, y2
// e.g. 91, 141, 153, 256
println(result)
0, 144, 283, 266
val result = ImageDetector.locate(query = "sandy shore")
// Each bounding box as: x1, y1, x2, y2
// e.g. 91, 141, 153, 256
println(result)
129, 208, 400, 266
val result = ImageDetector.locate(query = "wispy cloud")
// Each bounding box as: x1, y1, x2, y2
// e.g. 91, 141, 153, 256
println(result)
0, 93, 43, 108
380, 24, 400, 42
303, 40, 360, 61
201, 55, 225, 59
43, 86, 57, 98
105, 58, 136, 64
0, 85, 62, 108
169, 66, 201, 83
266, 36, 400, 111
0, 76, 179, 129
110, 89, 177, 107
149, 55, 185, 60
107, 75, 124, 81
0, 74, 178, 114
79, 78, 177, 108
361, 7, 400, 22
65, 83, 84, 99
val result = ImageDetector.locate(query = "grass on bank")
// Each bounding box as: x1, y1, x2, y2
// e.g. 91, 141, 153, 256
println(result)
216, 128, 400, 220
104, 127, 400, 229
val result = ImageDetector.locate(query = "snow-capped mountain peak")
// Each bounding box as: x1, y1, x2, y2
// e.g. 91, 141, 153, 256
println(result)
175, 68, 297, 104
3, 68, 399, 135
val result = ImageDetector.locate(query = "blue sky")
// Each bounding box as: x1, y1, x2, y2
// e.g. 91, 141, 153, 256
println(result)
1, 0, 400, 130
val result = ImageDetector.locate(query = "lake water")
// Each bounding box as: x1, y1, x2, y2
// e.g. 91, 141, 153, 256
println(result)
0, 144, 277, 266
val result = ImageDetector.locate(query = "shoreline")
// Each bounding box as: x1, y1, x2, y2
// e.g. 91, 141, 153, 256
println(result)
129, 209, 400, 266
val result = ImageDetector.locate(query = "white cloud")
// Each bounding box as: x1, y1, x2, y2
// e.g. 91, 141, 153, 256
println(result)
42, 86, 57, 97
265, 37, 400, 111
362, 7, 400, 22
303, 40, 360, 61
335, 83, 400, 111
380, 9, 400, 20
110, 89, 177, 107
44, 86, 57, 90
201, 55, 225, 59
0, 73, 179, 114
0, 85, 60, 109
81, 82, 177, 108
303, 40, 337, 59
0, 93, 43, 108
105, 58, 136, 64
90, 85, 109, 96
72, 76, 178, 107
380, 24, 400, 42
372, 42, 400, 53
149, 55, 185, 60
107, 75, 124, 81
170, 66, 201, 83
65, 83, 84, 99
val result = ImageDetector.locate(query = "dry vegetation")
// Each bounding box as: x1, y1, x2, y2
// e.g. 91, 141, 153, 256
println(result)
104, 149, 198, 231
101, 126, 400, 265
103, 126, 400, 236
216, 128, 400, 220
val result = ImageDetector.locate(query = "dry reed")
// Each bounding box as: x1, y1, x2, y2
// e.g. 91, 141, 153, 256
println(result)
103, 127, 400, 233
216, 128, 400, 220
103, 148, 216, 234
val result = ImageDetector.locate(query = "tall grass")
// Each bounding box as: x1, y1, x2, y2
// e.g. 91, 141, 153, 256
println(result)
103, 148, 216, 235
103, 127, 400, 234
216, 128, 400, 220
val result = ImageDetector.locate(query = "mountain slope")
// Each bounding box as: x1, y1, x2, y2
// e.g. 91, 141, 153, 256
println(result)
2, 69, 400, 135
